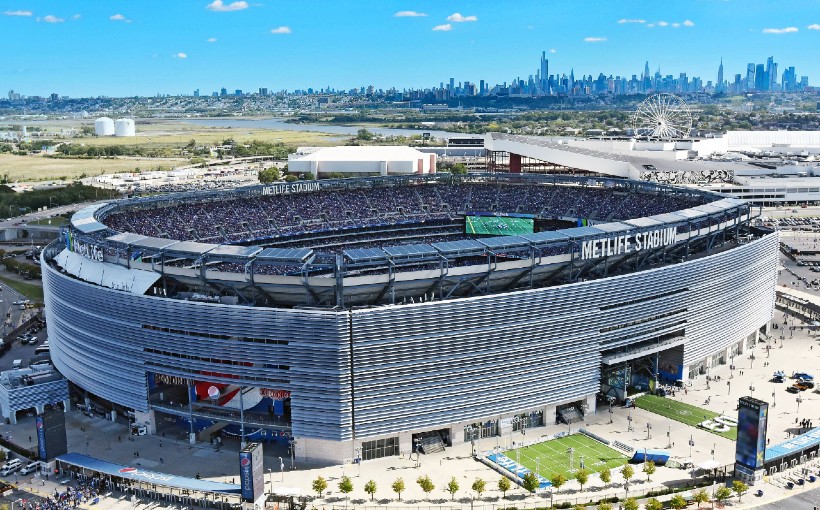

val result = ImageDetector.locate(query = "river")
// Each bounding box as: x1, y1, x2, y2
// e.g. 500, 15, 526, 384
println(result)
179, 118, 467, 139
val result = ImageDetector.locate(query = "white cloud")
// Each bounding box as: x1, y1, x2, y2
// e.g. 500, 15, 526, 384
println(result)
207, 37, 218, 42
206, 0, 248, 12
270, 26, 291, 34
657, 21, 669, 27
683, 20, 695, 26
584, 37, 607, 42
617, 19, 645, 24
762, 26, 798, 34
394, 11, 427, 17
447, 12, 477, 22
432, 23, 452, 31
3, 10, 32, 16
808, 24, 820, 30
109, 13, 131, 22
41, 15, 64, 23
672, 22, 680, 28
549, 48, 557, 53
647, 19, 694, 28
173, 52, 188, 59
71, 14, 81, 20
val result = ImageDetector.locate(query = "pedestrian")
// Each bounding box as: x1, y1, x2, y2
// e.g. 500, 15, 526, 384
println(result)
159, 440, 162, 447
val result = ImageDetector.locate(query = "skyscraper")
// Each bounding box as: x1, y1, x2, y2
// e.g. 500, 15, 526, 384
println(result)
717, 58, 724, 93
755, 64, 766, 91
765, 56, 775, 91
540, 51, 549, 94
746, 64, 756, 91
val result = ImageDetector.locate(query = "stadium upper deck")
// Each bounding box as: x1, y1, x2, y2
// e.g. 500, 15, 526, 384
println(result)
58, 173, 756, 308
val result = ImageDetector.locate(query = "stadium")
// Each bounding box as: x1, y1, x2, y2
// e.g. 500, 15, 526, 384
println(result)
42, 153, 778, 464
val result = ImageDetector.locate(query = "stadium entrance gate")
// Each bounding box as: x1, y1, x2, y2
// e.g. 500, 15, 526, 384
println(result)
600, 339, 685, 403
412, 429, 450, 455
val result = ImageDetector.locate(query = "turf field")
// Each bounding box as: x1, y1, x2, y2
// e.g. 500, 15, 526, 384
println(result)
503, 434, 628, 480
635, 394, 737, 440
465, 215, 533, 236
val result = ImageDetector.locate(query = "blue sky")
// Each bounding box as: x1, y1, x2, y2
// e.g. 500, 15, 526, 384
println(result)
2, 0, 819, 97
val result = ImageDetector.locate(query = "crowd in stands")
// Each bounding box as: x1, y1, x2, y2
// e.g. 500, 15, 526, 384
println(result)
104, 183, 706, 247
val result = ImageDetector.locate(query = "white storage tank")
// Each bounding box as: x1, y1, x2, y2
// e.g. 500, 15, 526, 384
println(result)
94, 117, 115, 136
114, 118, 135, 137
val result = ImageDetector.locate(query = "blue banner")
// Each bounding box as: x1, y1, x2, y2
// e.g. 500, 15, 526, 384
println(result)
239, 451, 254, 502
36, 416, 47, 461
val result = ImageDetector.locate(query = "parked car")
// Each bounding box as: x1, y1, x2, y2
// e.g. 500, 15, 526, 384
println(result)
19, 461, 39, 475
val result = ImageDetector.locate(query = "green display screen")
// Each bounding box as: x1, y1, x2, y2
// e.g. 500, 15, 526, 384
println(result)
465, 215, 534, 236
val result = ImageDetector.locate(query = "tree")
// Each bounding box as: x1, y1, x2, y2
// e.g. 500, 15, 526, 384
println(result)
575, 468, 590, 491
669, 494, 687, 509
644, 498, 663, 510
451, 163, 467, 174
258, 167, 281, 183
338, 476, 353, 500
732, 480, 749, 502
597, 502, 612, 510
471, 478, 486, 499
284, 174, 299, 182
416, 475, 435, 500
391, 478, 405, 501
622, 497, 639, 510
599, 468, 612, 486
693, 489, 710, 508
521, 472, 540, 493
497, 477, 511, 499
446, 476, 459, 500
621, 465, 635, 485
312, 476, 328, 498
643, 461, 656, 482
356, 128, 374, 141
364, 480, 377, 501
714, 486, 733, 504
549, 473, 567, 493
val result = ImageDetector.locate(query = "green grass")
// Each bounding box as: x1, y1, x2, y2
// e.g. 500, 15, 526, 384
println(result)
504, 434, 628, 480
465, 215, 534, 236
0, 275, 44, 302
26, 216, 69, 227
635, 394, 737, 440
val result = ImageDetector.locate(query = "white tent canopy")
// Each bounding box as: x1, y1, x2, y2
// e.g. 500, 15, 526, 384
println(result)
55, 249, 160, 296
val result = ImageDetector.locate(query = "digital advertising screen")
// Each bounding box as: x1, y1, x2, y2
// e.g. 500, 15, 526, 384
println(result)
465, 215, 534, 236
735, 397, 768, 470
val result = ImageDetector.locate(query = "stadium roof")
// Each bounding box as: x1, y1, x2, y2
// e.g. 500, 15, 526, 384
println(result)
557, 226, 606, 238
344, 248, 389, 263
257, 247, 314, 263
479, 236, 531, 251
70, 203, 110, 234
383, 244, 438, 259
165, 241, 217, 257
592, 222, 634, 233
106, 233, 179, 251
209, 245, 263, 258
624, 217, 664, 228
432, 239, 486, 257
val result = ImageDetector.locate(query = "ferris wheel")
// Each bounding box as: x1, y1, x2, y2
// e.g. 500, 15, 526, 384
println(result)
632, 93, 693, 140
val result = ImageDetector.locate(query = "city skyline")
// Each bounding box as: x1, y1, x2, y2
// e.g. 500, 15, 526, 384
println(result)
2, 0, 820, 97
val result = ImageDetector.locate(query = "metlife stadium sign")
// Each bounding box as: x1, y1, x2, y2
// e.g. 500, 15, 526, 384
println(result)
580, 227, 677, 261
261, 182, 321, 196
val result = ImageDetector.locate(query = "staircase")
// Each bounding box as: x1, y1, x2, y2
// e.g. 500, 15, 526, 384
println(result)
417, 432, 446, 454
558, 406, 583, 425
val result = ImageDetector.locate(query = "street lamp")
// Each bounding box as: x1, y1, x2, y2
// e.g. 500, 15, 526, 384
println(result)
354, 447, 361, 477
289, 437, 297, 470
627, 410, 633, 432
749, 384, 755, 398
772, 391, 776, 408
688, 436, 694, 459
796, 396, 803, 419
267, 468, 272, 494
667, 426, 672, 448
646, 422, 652, 440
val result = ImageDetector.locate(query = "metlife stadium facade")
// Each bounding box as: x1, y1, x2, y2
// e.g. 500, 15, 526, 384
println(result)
42, 171, 778, 464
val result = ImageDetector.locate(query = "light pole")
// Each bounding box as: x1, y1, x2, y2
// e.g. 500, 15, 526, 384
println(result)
688, 436, 694, 459
667, 425, 672, 448
355, 447, 361, 477
749, 384, 755, 398
796, 396, 803, 419
267, 468, 272, 493
646, 422, 652, 440
289, 437, 297, 470
627, 410, 633, 432
567, 447, 574, 470
772, 390, 776, 408
279, 456, 284, 481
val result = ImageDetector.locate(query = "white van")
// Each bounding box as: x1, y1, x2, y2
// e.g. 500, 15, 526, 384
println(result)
0, 459, 22, 476
11, 359, 22, 370
19, 461, 39, 475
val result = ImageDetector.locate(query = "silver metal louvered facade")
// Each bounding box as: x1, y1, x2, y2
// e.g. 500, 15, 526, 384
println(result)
42, 233, 777, 453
